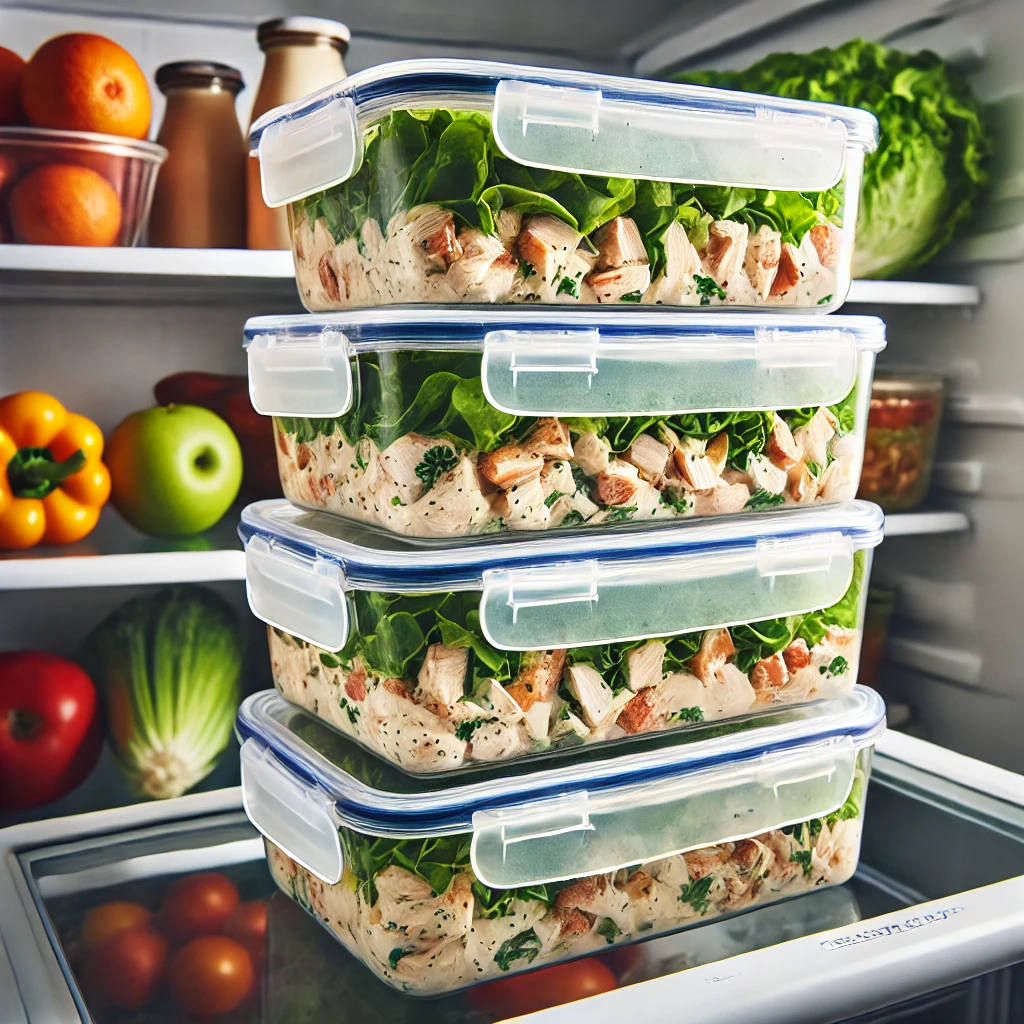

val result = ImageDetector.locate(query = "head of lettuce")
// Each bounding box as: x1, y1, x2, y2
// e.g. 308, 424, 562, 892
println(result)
679, 39, 992, 279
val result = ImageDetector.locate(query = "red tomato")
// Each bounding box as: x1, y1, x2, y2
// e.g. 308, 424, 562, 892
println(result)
0, 651, 102, 810
222, 386, 266, 438
80, 901, 152, 954
224, 900, 268, 955
83, 926, 168, 1009
160, 871, 239, 942
468, 958, 617, 1018
168, 935, 254, 1016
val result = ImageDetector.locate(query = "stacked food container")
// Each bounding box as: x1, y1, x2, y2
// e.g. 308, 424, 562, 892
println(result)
236, 59, 889, 996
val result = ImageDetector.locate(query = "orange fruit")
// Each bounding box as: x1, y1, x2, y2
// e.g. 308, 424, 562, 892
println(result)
21, 34, 151, 139
0, 45, 25, 125
10, 163, 122, 246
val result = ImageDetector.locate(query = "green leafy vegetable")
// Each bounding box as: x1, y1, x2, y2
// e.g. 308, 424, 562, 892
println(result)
388, 947, 409, 969
453, 717, 495, 742
745, 489, 787, 511
597, 917, 623, 943
694, 274, 726, 305
415, 445, 459, 490
494, 929, 542, 971
679, 876, 714, 915
668, 706, 705, 724
790, 849, 814, 877
680, 39, 992, 277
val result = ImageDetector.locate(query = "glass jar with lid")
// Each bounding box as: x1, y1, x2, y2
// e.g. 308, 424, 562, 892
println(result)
149, 62, 247, 248
246, 16, 349, 250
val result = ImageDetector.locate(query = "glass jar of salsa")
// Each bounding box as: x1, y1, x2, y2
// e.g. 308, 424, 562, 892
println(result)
858, 368, 944, 512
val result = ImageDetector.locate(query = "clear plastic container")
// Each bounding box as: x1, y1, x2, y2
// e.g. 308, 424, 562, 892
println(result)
0, 127, 167, 246
245, 309, 885, 538
239, 499, 884, 774
249, 60, 879, 313
236, 685, 886, 995
857, 368, 944, 512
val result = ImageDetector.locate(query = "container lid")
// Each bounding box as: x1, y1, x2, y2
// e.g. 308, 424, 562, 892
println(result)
249, 58, 880, 207
237, 686, 885, 888
156, 61, 244, 95
239, 499, 883, 653
257, 16, 350, 51
245, 307, 885, 420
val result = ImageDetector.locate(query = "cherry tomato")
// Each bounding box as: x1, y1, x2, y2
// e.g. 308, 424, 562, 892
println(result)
224, 899, 268, 956
83, 926, 168, 1010
80, 901, 152, 954
160, 871, 239, 942
468, 958, 617, 1018
169, 935, 254, 1016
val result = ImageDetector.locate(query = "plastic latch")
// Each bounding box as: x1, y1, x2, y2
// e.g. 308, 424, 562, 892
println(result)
511, 80, 602, 133
247, 328, 353, 418
493, 329, 600, 384
244, 535, 349, 652
756, 532, 852, 579
469, 738, 858, 888
240, 739, 343, 884
258, 95, 359, 208
496, 561, 599, 629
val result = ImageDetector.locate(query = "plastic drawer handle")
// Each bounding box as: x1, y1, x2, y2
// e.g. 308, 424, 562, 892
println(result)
247, 328, 353, 418
478, 533, 854, 651
240, 739, 344, 884
482, 327, 859, 416
471, 738, 859, 888
492, 79, 850, 192
258, 95, 360, 207
244, 535, 349, 652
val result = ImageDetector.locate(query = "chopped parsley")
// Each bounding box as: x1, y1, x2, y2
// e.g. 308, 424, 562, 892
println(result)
494, 928, 542, 972
414, 445, 458, 491
561, 509, 586, 526
597, 917, 623, 944
694, 274, 727, 306
520, 261, 536, 278
355, 448, 368, 471
545, 490, 565, 508
806, 461, 823, 478
390, 495, 404, 506
388, 947, 409, 969
619, 290, 643, 302
679, 876, 714, 915
790, 849, 814, 877
669, 706, 705, 724
557, 275, 580, 298
817, 294, 834, 305
820, 655, 849, 676
339, 697, 360, 725
744, 489, 787, 511
604, 505, 637, 523
454, 717, 496, 742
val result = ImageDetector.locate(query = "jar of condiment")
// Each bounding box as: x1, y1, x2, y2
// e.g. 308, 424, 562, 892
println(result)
246, 16, 350, 250
149, 62, 247, 248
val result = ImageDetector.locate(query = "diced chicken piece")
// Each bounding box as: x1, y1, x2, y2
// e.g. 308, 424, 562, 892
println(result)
684, 846, 730, 881
380, 433, 454, 504
571, 432, 611, 476
364, 679, 467, 768
743, 225, 782, 300
750, 652, 790, 703
747, 453, 789, 495
594, 471, 640, 506
374, 868, 474, 952
692, 481, 750, 516
550, 705, 590, 743
496, 208, 522, 252
704, 221, 749, 288
674, 437, 721, 491
562, 249, 599, 303
766, 416, 801, 471
478, 445, 544, 488
555, 875, 606, 910
406, 205, 462, 271
705, 433, 729, 476
627, 433, 670, 482
317, 250, 342, 303
616, 868, 655, 901
551, 907, 596, 939
616, 688, 659, 735
817, 456, 856, 502
525, 418, 573, 459
788, 461, 819, 505
644, 221, 702, 305
809, 223, 841, 268
690, 629, 737, 686
565, 664, 616, 728
517, 214, 583, 285
617, 669, 706, 735
587, 263, 652, 303
500, 473, 550, 531
794, 408, 838, 468
415, 644, 469, 716
625, 641, 666, 692
660, 481, 693, 516
405, 456, 496, 538
344, 660, 367, 702
546, 494, 574, 528
446, 228, 518, 302
506, 649, 567, 712
466, 718, 532, 762
769, 243, 801, 297
522, 701, 552, 742
593, 216, 648, 270
567, 489, 600, 520
705, 662, 757, 719
540, 459, 575, 501
782, 639, 811, 673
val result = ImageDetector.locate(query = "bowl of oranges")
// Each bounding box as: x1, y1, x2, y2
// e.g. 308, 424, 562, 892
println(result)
0, 33, 166, 246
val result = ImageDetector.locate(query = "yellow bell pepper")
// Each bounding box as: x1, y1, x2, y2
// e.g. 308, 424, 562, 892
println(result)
0, 391, 111, 550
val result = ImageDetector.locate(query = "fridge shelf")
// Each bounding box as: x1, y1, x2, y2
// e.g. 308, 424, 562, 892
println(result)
882, 510, 970, 536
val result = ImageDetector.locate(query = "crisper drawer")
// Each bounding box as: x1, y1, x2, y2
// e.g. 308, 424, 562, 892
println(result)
0, 732, 1022, 1023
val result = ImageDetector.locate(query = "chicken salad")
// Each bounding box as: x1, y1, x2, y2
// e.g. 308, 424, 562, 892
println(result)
273, 349, 861, 537
289, 108, 848, 312
268, 551, 865, 772
266, 760, 867, 994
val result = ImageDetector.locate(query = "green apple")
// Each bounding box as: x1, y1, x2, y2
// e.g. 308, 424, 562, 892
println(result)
106, 405, 243, 536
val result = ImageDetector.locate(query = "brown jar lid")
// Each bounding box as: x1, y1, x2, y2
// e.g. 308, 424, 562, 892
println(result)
156, 61, 245, 94
257, 16, 350, 52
